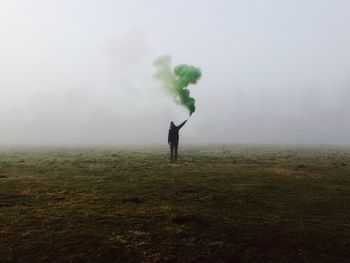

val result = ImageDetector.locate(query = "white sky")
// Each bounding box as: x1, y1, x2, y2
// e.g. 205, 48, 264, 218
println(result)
0, 0, 349, 145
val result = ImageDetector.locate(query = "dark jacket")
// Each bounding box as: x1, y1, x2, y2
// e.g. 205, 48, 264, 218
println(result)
168, 120, 187, 145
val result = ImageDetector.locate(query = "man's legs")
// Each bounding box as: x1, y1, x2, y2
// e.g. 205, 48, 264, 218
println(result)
170, 144, 174, 161
174, 145, 178, 161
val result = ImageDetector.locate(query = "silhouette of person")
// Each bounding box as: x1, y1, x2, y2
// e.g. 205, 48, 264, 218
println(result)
168, 120, 187, 161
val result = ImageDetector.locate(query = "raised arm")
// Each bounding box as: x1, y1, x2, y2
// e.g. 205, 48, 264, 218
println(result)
177, 120, 187, 130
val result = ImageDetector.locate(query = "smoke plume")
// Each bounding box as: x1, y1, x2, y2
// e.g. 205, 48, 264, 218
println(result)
154, 56, 201, 115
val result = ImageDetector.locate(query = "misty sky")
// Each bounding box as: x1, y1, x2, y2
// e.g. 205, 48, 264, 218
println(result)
1, 0, 349, 145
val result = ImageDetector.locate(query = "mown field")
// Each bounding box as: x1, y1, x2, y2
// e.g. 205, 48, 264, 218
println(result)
0, 145, 350, 263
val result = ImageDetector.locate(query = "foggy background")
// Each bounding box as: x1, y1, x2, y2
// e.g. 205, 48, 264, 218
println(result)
0, 0, 349, 145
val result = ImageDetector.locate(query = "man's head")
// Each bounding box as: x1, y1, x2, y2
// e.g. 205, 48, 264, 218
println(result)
170, 121, 175, 129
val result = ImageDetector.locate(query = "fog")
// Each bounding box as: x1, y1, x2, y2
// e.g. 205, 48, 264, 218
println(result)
1, 0, 349, 145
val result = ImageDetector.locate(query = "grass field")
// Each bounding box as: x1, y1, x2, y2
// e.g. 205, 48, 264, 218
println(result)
1, 145, 350, 263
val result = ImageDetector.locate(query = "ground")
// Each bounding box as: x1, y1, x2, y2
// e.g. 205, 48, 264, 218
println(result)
0, 145, 350, 263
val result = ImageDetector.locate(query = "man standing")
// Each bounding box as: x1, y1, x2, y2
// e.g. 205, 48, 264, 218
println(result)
168, 120, 187, 161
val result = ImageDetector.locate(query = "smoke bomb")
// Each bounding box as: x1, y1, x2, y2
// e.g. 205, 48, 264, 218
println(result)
154, 56, 201, 115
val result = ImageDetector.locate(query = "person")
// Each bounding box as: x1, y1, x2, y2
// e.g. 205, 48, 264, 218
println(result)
168, 119, 187, 161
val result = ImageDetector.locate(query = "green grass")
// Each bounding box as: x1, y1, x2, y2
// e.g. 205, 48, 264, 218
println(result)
1, 145, 350, 262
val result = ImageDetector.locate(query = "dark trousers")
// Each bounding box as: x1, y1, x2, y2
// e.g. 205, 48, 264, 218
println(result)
170, 144, 178, 161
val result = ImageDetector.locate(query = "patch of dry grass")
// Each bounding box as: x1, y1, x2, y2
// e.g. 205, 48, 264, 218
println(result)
0, 145, 350, 262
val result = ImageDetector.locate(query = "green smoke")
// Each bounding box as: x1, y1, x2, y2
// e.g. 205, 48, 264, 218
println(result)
154, 56, 201, 115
